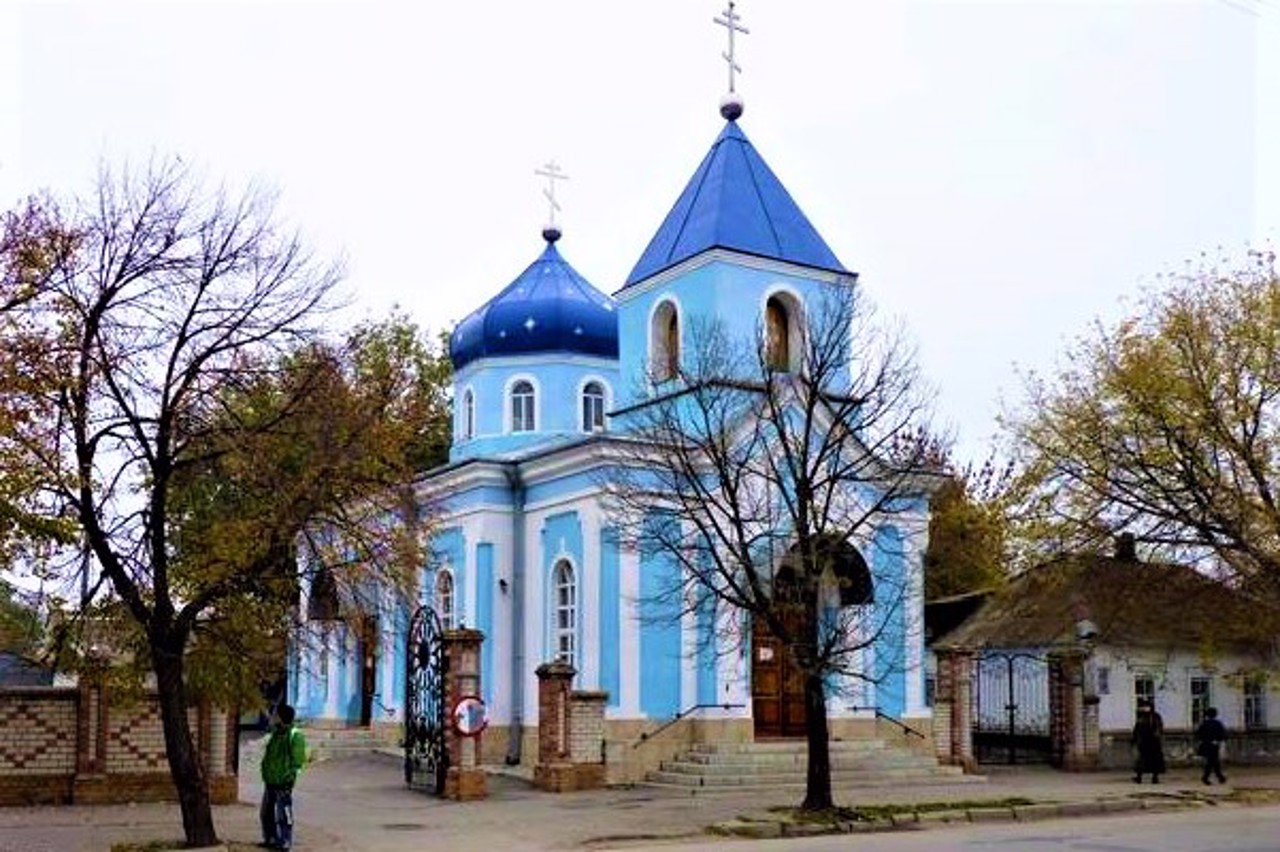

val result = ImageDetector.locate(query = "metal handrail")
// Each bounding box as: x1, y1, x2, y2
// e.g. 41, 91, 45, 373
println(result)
850, 705, 927, 740
632, 702, 745, 748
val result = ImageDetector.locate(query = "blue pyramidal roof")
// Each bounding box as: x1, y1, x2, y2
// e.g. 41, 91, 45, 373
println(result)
450, 235, 618, 371
624, 120, 847, 287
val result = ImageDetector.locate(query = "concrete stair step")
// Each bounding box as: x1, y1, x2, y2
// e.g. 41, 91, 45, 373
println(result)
684, 747, 889, 764
298, 727, 388, 760
688, 740, 887, 755
660, 757, 948, 775
647, 737, 967, 790
645, 766, 977, 790
302, 728, 383, 741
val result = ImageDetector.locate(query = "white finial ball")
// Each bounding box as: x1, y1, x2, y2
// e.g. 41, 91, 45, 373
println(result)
719, 92, 744, 121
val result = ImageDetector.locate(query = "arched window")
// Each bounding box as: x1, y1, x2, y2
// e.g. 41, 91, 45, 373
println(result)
650, 301, 680, 382
581, 381, 606, 432
765, 293, 801, 373
307, 563, 341, 621
553, 560, 577, 667
765, 296, 791, 371
436, 570, 455, 630
510, 380, 535, 432
462, 389, 475, 440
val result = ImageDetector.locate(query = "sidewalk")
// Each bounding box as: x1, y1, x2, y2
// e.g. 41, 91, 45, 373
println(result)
1, 756, 1278, 852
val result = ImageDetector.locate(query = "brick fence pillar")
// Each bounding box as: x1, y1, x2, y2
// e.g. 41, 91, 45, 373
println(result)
536, 661, 575, 766
933, 648, 977, 773
1049, 648, 1095, 771
75, 677, 105, 776
535, 661, 607, 791
442, 628, 486, 800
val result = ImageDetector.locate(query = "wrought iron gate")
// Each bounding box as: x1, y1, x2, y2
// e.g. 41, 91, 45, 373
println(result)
973, 651, 1051, 765
404, 604, 447, 794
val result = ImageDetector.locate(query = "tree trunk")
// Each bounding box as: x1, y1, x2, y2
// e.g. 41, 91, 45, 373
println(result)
800, 671, 833, 811
153, 645, 219, 848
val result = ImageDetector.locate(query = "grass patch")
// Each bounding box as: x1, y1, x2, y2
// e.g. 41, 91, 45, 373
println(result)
767, 797, 1039, 824
1222, 788, 1280, 806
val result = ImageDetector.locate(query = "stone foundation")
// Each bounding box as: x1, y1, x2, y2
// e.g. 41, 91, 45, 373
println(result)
444, 766, 487, 800
533, 762, 606, 792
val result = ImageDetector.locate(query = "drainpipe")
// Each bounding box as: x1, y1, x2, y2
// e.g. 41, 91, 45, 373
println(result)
504, 463, 527, 765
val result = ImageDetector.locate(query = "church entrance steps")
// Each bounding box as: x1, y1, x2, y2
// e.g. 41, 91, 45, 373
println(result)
300, 727, 387, 761
644, 739, 977, 791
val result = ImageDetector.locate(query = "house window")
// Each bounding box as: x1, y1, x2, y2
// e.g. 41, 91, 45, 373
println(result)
462, 389, 475, 440
924, 674, 936, 708
581, 381, 606, 432
1134, 675, 1155, 712
650, 300, 680, 382
1096, 666, 1111, 696
510, 380, 535, 432
436, 570, 455, 630
554, 560, 577, 668
1244, 679, 1266, 730
1190, 676, 1212, 727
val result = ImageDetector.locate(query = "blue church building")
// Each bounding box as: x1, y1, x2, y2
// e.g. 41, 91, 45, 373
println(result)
288, 98, 932, 778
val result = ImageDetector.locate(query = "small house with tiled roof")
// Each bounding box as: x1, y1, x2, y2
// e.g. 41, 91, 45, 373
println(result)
931, 541, 1280, 771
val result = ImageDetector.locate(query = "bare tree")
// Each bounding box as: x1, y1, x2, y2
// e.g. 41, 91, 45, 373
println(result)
605, 286, 940, 811
0, 159, 438, 846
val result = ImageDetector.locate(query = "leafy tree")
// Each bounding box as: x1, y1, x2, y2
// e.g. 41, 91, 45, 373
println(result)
1006, 249, 1280, 598
606, 287, 939, 812
166, 313, 452, 711
0, 159, 443, 846
0, 197, 79, 558
924, 454, 1011, 600
0, 580, 42, 657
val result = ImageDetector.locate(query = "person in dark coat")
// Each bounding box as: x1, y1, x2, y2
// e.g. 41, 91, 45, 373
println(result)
1195, 706, 1228, 784
1132, 699, 1166, 783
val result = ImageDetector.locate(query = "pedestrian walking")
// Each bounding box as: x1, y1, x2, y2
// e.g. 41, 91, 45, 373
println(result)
260, 703, 307, 850
1195, 706, 1228, 784
1131, 699, 1166, 784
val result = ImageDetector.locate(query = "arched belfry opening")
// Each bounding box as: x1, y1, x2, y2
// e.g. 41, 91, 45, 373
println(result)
650, 300, 680, 382
764, 292, 802, 373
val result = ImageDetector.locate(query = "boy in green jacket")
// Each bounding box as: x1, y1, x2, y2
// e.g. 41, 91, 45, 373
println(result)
260, 703, 306, 850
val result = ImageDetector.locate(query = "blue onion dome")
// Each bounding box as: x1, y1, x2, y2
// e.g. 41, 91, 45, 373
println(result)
450, 231, 618, 371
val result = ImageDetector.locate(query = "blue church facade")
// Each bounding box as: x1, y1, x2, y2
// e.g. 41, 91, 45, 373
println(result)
287, 108, 932, 778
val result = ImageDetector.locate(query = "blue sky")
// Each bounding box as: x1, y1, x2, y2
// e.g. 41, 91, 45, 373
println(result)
3, 0, 1276, 462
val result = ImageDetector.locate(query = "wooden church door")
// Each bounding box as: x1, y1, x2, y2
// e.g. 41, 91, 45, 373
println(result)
752, 610, 808, 738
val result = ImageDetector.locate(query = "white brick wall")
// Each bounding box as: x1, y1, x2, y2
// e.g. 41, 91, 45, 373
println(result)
0, 695, 77, 775
568, 696, 605, 764
106, 704, 167, 773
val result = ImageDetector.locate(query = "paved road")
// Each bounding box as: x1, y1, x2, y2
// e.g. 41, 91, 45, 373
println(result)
4, 754, 1280, 851
614, 805, 1280, 852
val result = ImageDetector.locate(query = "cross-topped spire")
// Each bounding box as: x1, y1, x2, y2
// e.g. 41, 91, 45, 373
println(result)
714, 2, 748, 94
714, 2, 748, 120
534, 160, 569, 242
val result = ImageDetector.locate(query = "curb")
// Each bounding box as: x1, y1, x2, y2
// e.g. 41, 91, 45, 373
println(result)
709, 796, 1208, 839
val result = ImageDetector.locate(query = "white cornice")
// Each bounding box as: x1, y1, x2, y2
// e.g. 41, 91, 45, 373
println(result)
613, 249, 857, 305
454, 353, 619, 381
